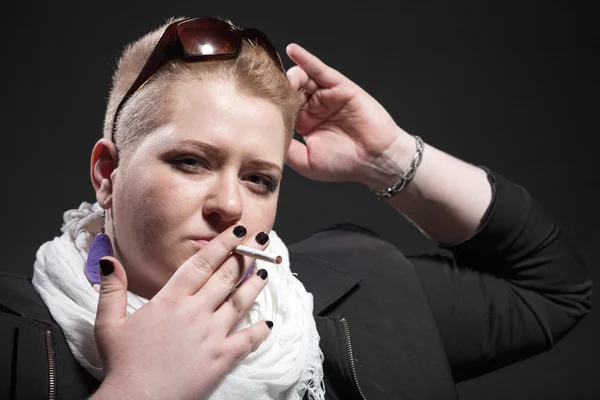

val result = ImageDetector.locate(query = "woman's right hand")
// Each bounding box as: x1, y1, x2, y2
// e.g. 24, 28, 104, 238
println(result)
90, 225, 273, 400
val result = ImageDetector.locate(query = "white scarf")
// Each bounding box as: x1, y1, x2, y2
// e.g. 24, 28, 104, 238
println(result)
32, 202, 325, 400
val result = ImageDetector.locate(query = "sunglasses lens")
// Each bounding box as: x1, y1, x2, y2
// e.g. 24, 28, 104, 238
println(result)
178, 19, 240, 56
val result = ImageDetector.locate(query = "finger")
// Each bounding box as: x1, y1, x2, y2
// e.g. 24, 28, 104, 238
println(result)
197, 231, 270, 310
286, 138, 312, 178
221, 320, 273, 362
215, 267, 269, 329
95, 257, 128, 330
286, 66, 319, 94
159, 225, 248, 298
286, 43, 344, 88
286, 66, 306, 91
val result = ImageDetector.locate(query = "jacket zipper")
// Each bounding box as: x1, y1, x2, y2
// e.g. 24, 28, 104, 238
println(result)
45, 330, 56, 400
340, 318, 367, 400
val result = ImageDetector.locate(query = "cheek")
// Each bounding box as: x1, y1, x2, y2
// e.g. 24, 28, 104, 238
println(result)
245, 194, 279, 234
116, 166, 197, 249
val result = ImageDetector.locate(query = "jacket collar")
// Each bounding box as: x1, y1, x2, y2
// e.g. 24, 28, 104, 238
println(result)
288, 251, 362, 316
0, 272, 55, 325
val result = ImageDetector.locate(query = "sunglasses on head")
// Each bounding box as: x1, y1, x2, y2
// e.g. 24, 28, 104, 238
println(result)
110, 17, 285, 142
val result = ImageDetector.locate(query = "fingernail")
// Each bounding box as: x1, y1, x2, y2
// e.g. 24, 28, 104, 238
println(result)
99, 259, 114, 276
255, 232, 269, 245
266, 320, 274, 329
257, 269, 268, 280
233, 225, 247, 238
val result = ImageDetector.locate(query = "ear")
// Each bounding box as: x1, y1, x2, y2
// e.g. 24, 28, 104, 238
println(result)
90, 139, 119, 208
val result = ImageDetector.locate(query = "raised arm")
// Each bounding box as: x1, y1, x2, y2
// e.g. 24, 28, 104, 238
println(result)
406, 167, 592, 380
284, 43, 491, 244
284, 42, 592, 380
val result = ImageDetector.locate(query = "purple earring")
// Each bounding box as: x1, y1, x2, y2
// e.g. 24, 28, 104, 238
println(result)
85, 209, 113, 285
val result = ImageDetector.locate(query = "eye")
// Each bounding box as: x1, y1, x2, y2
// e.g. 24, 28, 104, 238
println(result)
244, 174, 279, 193
171, 156, 209, 171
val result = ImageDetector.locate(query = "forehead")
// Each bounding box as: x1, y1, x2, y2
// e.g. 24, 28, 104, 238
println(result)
166, 80, 287, 164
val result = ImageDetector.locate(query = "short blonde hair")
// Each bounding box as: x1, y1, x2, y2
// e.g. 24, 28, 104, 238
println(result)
103, 17, 304, 160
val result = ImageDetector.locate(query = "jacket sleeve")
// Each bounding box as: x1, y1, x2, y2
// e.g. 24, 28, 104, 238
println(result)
407, 168, 593, 382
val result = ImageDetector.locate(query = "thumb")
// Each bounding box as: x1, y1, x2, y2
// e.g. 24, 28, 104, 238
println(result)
286, 138, 312, 178
95, 257, 128, 329
286, 66, 306, 91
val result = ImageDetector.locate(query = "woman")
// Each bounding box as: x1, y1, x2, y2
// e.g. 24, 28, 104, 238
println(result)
0, 16, 592, 399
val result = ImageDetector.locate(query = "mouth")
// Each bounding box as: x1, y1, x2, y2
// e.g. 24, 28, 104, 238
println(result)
190, 236, 217, 249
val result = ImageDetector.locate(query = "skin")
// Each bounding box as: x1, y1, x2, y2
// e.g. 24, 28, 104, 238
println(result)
90, 79, 287, 399
284, 43, 492, 244
91, 42, 494, 399
92, 80, 287, 299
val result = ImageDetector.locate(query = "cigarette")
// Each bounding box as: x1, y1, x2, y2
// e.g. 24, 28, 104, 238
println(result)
234, 245, 282, 264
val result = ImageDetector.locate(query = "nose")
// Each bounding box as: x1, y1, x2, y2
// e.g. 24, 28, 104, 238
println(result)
202, 172, 243, 223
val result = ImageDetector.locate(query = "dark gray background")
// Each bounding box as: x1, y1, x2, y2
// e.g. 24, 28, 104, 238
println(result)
2, 0, 597, 398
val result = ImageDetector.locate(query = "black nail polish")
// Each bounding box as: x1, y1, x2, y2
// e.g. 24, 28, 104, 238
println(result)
233, 225, 247, 238
266, 320, 274, 329
257, 269, 268, 280
99, 259, 114, 276
255, 232, 269, 245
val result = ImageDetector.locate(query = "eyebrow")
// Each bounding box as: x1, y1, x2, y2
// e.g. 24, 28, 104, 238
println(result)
177, 139, 282, 174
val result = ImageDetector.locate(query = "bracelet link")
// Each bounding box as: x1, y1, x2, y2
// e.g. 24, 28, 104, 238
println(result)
371, 135, 424, 200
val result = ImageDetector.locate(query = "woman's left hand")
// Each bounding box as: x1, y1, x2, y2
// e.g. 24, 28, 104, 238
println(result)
285, 43, 410, 187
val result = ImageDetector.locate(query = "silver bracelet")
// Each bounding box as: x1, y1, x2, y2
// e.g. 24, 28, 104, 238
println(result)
371, 135, 424, 200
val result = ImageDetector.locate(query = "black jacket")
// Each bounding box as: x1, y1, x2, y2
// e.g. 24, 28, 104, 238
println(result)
0, 169, 592, 399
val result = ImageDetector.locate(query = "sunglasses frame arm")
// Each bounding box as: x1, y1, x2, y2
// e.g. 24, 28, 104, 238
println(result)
110, 23, 184, 141
110, 18, 281, 142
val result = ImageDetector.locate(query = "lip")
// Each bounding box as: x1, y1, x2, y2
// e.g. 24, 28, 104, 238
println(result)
190, 236, 217, 249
